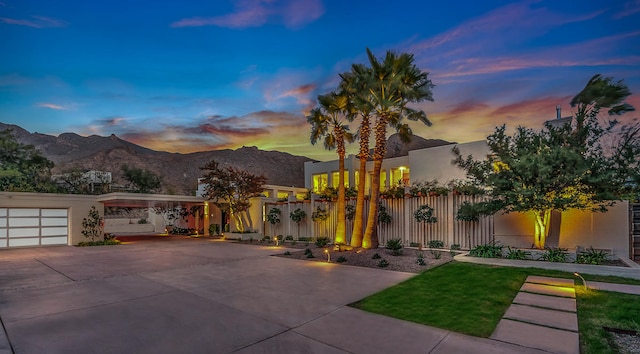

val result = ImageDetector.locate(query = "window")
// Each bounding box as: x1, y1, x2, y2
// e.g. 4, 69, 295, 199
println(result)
391, 167, 410, 186
312, 173, 328, 193
331, 171, 349, 188
379, 170, 387, 191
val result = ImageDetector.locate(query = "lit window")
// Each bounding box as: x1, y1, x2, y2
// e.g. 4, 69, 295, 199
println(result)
331, 171, 349, 188
312, 173, 328, 193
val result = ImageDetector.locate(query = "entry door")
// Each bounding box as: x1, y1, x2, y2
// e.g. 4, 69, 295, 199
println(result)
0, 208, 69, 248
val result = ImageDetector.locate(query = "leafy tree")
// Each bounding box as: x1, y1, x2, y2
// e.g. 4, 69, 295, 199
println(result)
289, 208, 306, 239
121, 165, 162, 193
0, 129, 57, 192
359, 48, 434, 248
200, 161, 266, 232
453, 74, 638, 249
307, 92, 355, 244
266, 207, 281, 236
56, 167, 111, 195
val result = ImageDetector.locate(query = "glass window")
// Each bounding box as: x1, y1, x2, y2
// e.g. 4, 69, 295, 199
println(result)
331, 171, 349, 188
312, 173, 328, 193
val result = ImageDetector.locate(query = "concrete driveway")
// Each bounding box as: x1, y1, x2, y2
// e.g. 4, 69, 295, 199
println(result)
0, 238, 546, 353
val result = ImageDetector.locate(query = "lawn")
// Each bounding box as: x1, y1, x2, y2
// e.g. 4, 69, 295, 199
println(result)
350, 261, 640, 353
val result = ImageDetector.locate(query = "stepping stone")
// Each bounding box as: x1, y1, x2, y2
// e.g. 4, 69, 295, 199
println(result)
521, 283, 575, 298
491, 319, 579, 354
503, 304, 578, 332
526, 276, 574, 287
513, 292, 576, 312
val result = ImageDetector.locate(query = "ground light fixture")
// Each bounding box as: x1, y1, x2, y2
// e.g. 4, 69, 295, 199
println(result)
574, 272, 587, 290
324, 249, 330, 262
275, 237, 279, 246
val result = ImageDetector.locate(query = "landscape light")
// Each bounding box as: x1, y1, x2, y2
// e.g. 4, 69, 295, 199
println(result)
275, 237, 279, 246
324, 249, 330, 262
574, 272, 587, 290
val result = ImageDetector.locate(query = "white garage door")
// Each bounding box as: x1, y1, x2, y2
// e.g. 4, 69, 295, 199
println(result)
0, 208, 69, 248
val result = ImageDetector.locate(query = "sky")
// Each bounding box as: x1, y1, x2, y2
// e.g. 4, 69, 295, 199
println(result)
1, 0, 639, 161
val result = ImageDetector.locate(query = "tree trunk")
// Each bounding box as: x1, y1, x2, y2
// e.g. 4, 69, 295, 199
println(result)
363, 159, 382, 248
335, 151, 347, 244
533, 209, 551, 249
233, 213, 244, 232
242, 211, 253, 232
350, 156, 367, 247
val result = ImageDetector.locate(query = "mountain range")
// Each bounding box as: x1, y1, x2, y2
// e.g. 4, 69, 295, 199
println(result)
1, 122, 451, 195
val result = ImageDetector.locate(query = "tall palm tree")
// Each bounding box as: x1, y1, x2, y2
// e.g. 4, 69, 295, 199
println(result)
339, 64, 373, 247
361, 48, 434, 248
307, 92, 355, 244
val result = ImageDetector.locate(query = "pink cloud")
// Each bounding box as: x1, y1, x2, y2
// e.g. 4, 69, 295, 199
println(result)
0, 15, 67, 28
171, 0, 323, 29
36, 102, 66, 110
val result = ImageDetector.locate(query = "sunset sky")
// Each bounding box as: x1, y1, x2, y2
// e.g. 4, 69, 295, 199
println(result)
1, 0, 639, 161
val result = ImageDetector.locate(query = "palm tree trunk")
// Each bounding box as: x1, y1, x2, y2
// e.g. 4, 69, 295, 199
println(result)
350, 156, 367, 247
335, 153, 347, 244
363, 159, 382, 248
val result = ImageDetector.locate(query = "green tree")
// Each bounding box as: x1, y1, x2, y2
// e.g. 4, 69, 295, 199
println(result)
0, 129, 57, 192
200, 161, 266, 233
81, 206, 104, 242
360, 48, 434, 248
266, 207, 281, 236
307, 91, 355, 244
121, 165, 162, 193
289, 208, 307, 239
453, 75, 637, 249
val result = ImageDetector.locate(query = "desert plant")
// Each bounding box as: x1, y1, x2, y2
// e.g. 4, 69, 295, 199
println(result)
385, 238, 403, 256
336, 255, 347, 263
81, 206, 104, 242
469, 242, 503, 258
284, 251, 291, 256
427, 240, 444, 249
377, 259, 389, 268
409, 242, 421, 248
315, 236, 330, 248
414, 204, 438, 224
505, 247, 530, 260
372, 252, 382, 259
378, 203, 392, 224
306, 252, 315, 258
304, 248, 312, 255
576, 247, 609, 265
539, 247, 568, 262
416, 252, 426, 266
285, 235, 293, 241
430, 250, 442, 259
450, 244, 461, 250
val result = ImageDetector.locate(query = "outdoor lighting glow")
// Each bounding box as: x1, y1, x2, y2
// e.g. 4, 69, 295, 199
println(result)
275, 237, 279, 246
574, 272, 587, 290
324, 249, 330, 262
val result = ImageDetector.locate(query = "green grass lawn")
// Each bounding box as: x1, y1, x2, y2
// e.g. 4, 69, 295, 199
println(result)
350, 261, 640, 353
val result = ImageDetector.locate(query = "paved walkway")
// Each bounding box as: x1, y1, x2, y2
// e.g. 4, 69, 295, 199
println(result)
1, 239, 640, 353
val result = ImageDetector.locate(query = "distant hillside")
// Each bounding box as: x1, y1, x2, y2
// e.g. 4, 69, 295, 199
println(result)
0, 122, 314, 195
1, 123, 453, 194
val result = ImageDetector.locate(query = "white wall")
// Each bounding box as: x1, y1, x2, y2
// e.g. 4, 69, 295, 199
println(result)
409, 141, 489, 184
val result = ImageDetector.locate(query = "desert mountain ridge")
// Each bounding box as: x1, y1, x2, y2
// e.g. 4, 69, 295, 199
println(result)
1, 122, 452, 195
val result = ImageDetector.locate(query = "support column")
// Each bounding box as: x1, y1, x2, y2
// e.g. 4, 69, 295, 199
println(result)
203, 202, 210, 236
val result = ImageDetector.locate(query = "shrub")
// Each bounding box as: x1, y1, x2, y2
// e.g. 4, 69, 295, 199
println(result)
315, 236, 330, 248
336, 256, 347, 263
285, 235, 294, 241
137, 218, 147, 224
450, 244, 461, 250
428, 240, 444, 249
539, 247, 568, 262
372, 252, 382, 259
377, 259, 389, 268
430, 250, 442, 259
306, 253, 315, 258
409, 242, 421, 248
416, 253, 426, 266
283, 251, 291, 256
304, 248, 312, 255
81, 206, 104, 242
414, 204, 438, 224
378, 203, 392, 224
469, 242, 503, 258
505, 247, 530, 260
576, 247, 609, 265
385, 238, 403, 256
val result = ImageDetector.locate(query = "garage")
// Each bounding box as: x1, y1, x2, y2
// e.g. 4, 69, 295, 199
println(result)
0, 208, 69, 248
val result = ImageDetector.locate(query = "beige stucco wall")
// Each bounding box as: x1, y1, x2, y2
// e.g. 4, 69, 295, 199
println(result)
408, 141, 489, 184
0, 192, 102, 246
494, 201, 630, 256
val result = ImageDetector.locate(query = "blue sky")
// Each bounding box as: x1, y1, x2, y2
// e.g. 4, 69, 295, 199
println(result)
1, 0, 639, 160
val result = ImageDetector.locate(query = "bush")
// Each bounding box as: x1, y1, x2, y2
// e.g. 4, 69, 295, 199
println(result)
306, 253, 315, 258
430, 250, 442, 259
283, 251, 291, 256
576, 247, 609, 265
416, 253, 426, 266
385, 238, 403, 256
428, 240, 444, 249
315, 236, 330, 248
539, 247, 568, 262
450, 244, 461, 250
304, 248, 312, 255
372, 252, 382, 260
409, 242, 421, 248
377, 259, 389, 268
77, 239, 121, 247
469, 242, 503, 258
505, 247, 530, 260
336, 256, 347, 263
285, 235, 294, 241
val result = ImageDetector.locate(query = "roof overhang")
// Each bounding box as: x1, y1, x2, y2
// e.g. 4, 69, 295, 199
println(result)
96, 192, 206, 208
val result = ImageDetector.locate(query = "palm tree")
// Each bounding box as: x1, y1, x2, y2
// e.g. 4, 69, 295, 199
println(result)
339, 64, 373, 247
307, 92, 355, 244
361, 48, 435, 248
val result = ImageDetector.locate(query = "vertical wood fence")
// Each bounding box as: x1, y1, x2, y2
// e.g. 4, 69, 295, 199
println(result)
263, 194, 493, 250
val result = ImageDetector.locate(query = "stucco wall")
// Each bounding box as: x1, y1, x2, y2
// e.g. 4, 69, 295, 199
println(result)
0, 192, 102, 246
408, 141, 489, 184
494, 201, 630, 256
